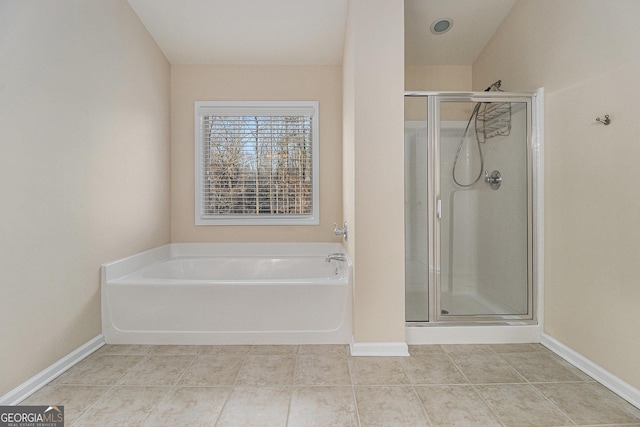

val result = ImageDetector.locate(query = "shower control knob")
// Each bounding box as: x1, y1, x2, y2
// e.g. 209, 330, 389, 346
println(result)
333, 222, 348, 240
484, 170, 502, 190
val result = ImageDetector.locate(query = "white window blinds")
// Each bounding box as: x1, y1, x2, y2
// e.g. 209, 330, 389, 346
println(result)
195, 101, 319, 225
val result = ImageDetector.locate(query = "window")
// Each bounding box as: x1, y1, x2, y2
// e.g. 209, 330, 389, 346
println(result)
195, 101, 319, 225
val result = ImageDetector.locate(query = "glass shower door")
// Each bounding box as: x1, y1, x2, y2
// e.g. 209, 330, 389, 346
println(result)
435, 96, 532, 321
405, 96, 429, 322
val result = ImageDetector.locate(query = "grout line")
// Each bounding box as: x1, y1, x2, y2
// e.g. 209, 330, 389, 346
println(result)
212, 386, 234, 427
170, 351, 201, 387
105, 347, 210, 426
410, 384, 435, 426
446, 346, 510, 427
347, 353, 363, 427
528, 385, 578, 427
230, 348, 250, 387
483, 347, 579, 426
70, 383, 117, 426
284, 348, 301, 426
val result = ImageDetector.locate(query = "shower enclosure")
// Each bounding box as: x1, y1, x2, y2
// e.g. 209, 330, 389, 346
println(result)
405, 90, 537, 324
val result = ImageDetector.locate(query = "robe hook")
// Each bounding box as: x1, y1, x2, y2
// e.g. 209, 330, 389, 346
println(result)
596, 115, 611, 125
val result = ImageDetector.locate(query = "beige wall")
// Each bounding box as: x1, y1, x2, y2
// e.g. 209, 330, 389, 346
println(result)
474, 0, 640, 389
404, 65, 472, 121
170, 65, 343, 243
342, 0, 356, 264
343, 0, 406, 343
405, 65, 472, 91
0, 0, 171, 395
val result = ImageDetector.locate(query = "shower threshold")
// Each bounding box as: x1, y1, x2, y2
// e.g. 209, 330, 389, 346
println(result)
406, 321, 541, 344
407, 319, 537, 327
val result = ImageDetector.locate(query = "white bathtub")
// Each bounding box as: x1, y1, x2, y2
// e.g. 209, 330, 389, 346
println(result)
101, 243, 352, 345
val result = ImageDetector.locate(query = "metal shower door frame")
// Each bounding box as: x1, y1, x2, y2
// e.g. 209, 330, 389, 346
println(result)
406, 90, 536, 325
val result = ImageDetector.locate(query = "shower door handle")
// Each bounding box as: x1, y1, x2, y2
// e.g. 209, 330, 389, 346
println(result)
436, 199, 442, 219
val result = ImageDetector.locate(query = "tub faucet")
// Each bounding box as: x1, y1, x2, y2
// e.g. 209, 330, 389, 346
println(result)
326, 252, 347, 262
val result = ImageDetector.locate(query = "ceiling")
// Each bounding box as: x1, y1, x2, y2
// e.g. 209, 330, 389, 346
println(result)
127, 0, 516, 66
127, 0, 349, 65
405, 0, 517, 65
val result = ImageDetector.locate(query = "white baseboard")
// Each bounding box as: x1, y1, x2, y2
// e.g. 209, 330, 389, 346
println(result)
349, 335, 409, 356
541, 333, 640, 409
0, 335, 105, 405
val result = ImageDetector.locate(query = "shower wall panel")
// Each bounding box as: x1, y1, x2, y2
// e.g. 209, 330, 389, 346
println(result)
476, 103, 529, 314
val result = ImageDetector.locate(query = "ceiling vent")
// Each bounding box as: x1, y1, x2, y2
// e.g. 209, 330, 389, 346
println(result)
430, 18, 453, 35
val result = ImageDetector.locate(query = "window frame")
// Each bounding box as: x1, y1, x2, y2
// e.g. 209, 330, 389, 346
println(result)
194, 100, 320, 226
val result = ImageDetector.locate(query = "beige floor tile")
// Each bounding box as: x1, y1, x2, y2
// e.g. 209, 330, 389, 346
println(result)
349, 357, 410, 385
73, 385, 169, 427
502, 351, 587, 383
288, 386, 358, 427
297, 344, 349, 356
215, 386, 291, 427
354, 386, 430, 427
198, 345, 253, 356
150, 345, 203, 356
447, 352, 525, 384
488, 343, 543, 354
535, 382, 640, 425
408, 345, 446, 356
476, 383, 573, 426
544, 352, 595, 381
441, 344, 494, 354
178, 355, 245, 386
54, 355, 144, 385
93, 344, 155, 356
401, 354, 468, 385
21, 384, 110, 426
294, 355, 351, 386
117, 355, 194, 386
235, 355, 296, 386
415, 385, 502, 427
142, 386, 231, 426
249, 344, 298, 355
18, 343, 640, 427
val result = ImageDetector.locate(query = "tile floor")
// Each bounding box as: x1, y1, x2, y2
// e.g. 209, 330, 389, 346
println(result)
21, 343, 640, 426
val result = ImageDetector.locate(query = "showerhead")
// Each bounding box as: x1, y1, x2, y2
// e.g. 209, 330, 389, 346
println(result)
484, 80, 502, 92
